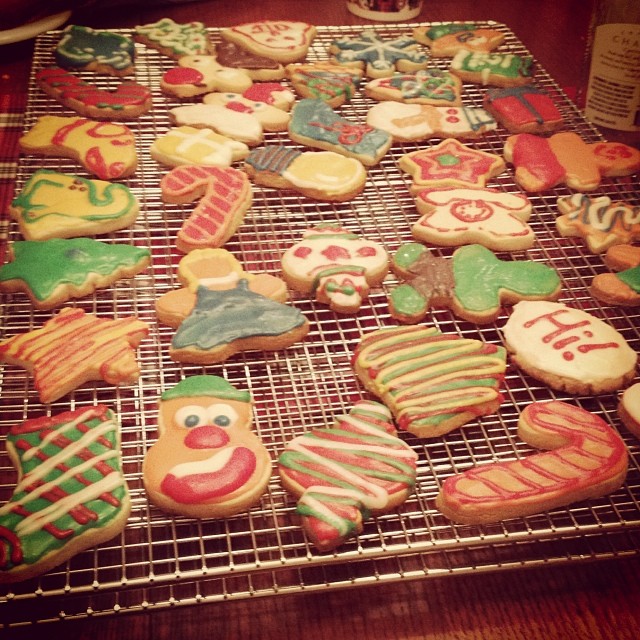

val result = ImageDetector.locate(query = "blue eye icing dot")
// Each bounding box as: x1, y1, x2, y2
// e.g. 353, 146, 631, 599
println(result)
185, 415, 200, 428
213, 416, 231, 427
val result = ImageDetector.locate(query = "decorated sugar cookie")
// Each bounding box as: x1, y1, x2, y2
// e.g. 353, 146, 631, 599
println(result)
411, 187, 535, 251
353, 325, 507, 438
389, 243, 561, 324
286, 62, 363, 108
329, 29, 429, 78
143, 376, 271, 519
364, 69, 462, 106
502, 301, 638, 395
281, 225, 389, 313
450, 50, 534, 87
242, 82, 296, 111
0, 405, 130, 583
19, 116, 137, 180
203, 92, 290, 131
590, 242, 640, 307
604, 244, 640, 272
278, 400, 418, 552
436, 401, 628, 524
619, 383, 640, 438
412, 23, 505, 57
214, 41, 286, 81
399, 138, 506, 190
9, 169, 139, 240
135, 18, 211, 59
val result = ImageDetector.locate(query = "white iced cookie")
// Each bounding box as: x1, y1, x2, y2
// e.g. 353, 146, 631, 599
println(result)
203, 92, 290, 131
619, 383, 640, 438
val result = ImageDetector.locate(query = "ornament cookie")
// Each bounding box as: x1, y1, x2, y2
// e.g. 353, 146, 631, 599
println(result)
413, 23, 505, 57
618, 383, 640, 438
150, 126, 249, 168
214, 41, 286, 80
0, 307, 149, 403
36, 67, 152, 120
289, 98, 392, 166
0, 405, 130, 584
364, 69, 462, 106
366, 102, 497, 142
286, 62, 363, 108
556, 194, 640, 254
9, 169, 139, 240
436, 401, 628, 524
353, 325, 507, 438
0, 239, 150, 310
220, 20, 317, 64
389, 243, 561, 324
329, 29, 429, 78
278, 400, 417, 552
155, 248, 287, 328
281, 225, 389, 313
399, 138, 506, 190
411, 187, 535, 251
143, 376, 271, 519
203, 92, 290, 132
134, 18, 211, 59
450, 50, 534, 87
502, 301, 637, 395
55, 25, 135, 76
19, 116, 137, 180
243, 145, 367, 202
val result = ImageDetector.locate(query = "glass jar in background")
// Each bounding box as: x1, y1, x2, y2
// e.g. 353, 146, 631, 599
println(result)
581, 0, 640, 148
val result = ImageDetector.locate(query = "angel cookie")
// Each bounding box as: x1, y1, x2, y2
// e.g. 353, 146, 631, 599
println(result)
413, 23, 505, 57
364, 69, 462, 106
19, 116, 137, 180
411, 187, 535, 251
9, 169, 139, 240
143, 376, 271, 519
243, 146, 367, 202
0, 406, 130, 583
329, 29, 429, 78
281, 225, 389, 313
135, 18, 211, 59
278, 401, 417, 552
389, 243, 561, 324
353, 325, 507, 438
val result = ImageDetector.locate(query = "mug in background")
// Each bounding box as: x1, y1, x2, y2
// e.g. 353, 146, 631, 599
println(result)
346, 0, 423, 22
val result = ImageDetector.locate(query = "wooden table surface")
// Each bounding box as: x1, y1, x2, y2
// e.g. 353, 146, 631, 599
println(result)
2, 1, 640, 638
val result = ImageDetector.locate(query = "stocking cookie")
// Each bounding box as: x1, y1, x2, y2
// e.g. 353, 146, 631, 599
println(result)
389, 243, 561, 324
450, 50, 534, 87
353, 325, 507, 438
502, 300, 638, 395
203, 92, 290, 131
286, 62, 363, 108
19, 116, 137, 180
281, 225, 389, 313
143, 376, 271, 519
278, 401, 418, 552
134, 18, 211, 59
411, 187, 535, 251
412, 23, 505, 57
436, 401, 628, 524
0, 405, 130, 583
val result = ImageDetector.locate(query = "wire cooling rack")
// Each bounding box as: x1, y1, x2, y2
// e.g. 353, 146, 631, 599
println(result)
1, 21, 639, 627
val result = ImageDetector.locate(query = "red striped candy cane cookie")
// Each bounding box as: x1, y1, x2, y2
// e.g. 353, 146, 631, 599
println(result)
436, 401, 629, 524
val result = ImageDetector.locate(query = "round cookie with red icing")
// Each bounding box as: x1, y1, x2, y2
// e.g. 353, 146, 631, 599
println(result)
143, 376, 271, 519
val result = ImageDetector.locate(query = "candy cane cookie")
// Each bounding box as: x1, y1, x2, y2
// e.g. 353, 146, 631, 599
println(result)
436, 401, 629, 524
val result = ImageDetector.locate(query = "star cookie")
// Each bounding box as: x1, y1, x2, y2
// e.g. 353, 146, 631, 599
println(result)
399, 139, 506, 190
329, 29, 429, 78
0, 308, 149, 403
411, 187, 535, 251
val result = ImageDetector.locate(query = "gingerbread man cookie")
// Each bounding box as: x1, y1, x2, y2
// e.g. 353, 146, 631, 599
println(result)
329, 29, 429, 78
203, 92, 290, 131
364, 69, 462, 106
412, 23, 505, 57
143, 376, 271, 519
389, 243, 561, 324
135, 18, 211, 59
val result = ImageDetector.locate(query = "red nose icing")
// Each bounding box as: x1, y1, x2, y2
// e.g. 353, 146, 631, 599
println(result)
184, 425, 230, 449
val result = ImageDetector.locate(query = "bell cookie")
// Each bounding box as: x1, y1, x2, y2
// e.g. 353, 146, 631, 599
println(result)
366, 102, 497, 142
36, 67, 152, 120
450, 50, 534, 87
134, 18, 211, 59
281, 225, 389, 313
220, 20, 317, 64
364, 69, 462, 106
411, 187, 535, 251
436, 401, 628, 524
55, 25, 135, 77
278, 400, 417, 552
0, 405, 130, 583
286, 62, 363, 108
0, 238, 150, 310
143, 376, 271, 519
389, 243, 561, 324
160, 165, 252, 253
9, 169, 139, 240
289, 98, 392, 166
353, 325, 507, 438
618, 383, 640, 439
203, 92, 290, 132
0, 307, 149, 404
19, 116, 137, 181
243, 145, 367, 202
413, 23, 505, 57
502, 300, 638, 395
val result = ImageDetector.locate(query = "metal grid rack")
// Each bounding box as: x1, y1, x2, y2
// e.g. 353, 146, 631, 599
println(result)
1, 22, 639, 627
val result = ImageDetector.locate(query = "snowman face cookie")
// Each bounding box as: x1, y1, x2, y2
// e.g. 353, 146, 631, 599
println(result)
143, 376, 271, 518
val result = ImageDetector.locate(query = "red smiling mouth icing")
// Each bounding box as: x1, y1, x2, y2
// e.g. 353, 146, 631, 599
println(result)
160, 446, 257, 504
